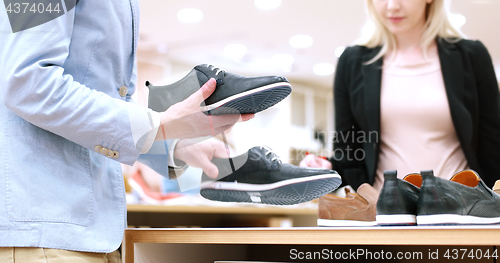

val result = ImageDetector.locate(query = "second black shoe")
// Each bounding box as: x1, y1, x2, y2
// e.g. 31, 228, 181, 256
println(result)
199, 146, 342, 206
376, 170, 421, 226
147, 64, 292, 115
417, 170, 500, 225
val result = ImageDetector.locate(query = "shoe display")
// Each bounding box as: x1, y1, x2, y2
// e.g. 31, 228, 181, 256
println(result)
199, 146, 342, 206
376, 170, 421, 226
147, 64, 292, 115
317, 183, 379, 227
416, 170, 500, 225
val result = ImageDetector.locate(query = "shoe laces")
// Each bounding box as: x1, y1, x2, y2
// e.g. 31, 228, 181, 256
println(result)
260, 146, 281, 164
206, 64, 225, 76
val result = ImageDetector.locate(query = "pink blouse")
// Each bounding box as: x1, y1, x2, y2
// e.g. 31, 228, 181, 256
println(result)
373, 45, 469, 190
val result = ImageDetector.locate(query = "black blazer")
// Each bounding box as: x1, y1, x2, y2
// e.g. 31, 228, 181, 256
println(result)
330, 38, 500, 190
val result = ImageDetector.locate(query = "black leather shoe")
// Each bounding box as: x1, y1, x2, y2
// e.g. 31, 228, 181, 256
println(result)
376, 170, 421, 226
417, 170, 500, 225
199, 146, 341, 205
147, 64, 292, 115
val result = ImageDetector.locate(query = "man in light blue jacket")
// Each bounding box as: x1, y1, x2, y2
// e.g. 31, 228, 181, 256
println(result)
0, 0, 252, 260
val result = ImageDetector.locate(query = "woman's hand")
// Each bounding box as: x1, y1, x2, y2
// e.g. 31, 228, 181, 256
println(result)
299, 154, 332, 169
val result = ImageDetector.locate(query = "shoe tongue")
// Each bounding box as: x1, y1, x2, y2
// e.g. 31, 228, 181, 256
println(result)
249, 146, 279, 169
450, 170, 480, 187
194, 64, 224, 85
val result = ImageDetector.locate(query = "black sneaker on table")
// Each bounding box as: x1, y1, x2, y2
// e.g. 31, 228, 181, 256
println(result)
200, 146, 341, 206
417, 170, 500, 225
147, 64, 292, 115
376, 170, 421, 226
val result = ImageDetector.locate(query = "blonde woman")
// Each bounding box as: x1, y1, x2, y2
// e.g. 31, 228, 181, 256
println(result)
301, 0, 500, 190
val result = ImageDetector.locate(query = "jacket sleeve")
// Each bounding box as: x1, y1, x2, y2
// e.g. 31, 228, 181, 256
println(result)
0, 8, 160, 166
472, 40, 500, 187
329, 47, 369, 189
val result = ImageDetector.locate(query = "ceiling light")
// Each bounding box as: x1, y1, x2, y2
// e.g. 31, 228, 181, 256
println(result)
272, 54, 294, 65
224, 44, 248, 60
289, 34, 313, 48
449, 13, 466, 28
272, 53, 294, 72
335, 46, 346, 58
177, 8, 203, 23
313, 63, 335, 76
254, 0, 281, 10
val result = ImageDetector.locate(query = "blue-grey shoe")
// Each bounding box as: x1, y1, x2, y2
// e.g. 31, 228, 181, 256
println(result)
147, 64, 291, 115
417, 170, 500, 225
376, 170, 421, 226
200, 146, 341, 205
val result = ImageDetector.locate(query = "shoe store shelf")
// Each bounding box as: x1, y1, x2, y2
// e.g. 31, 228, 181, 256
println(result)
127, 204, 318, 228
123, 226, 500, 263
127, 204, 317, 215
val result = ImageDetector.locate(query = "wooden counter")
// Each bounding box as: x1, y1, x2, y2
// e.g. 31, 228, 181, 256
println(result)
123, 226, 500, 262
127, 204, 318, 227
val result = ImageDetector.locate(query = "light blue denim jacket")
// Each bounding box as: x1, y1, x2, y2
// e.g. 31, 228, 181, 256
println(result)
0, 0, 169, 252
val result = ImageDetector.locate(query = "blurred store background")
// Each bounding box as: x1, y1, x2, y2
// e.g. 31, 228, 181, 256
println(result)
134, 0, 500, 165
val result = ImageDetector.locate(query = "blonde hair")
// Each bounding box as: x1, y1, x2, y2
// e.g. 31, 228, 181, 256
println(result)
359, 0, 465, 64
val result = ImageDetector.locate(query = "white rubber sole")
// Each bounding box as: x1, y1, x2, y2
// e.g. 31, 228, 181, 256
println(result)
200, 173, 341, 192
417, 214, 500, 225
200, 174, 342, 205
317, 219, 377, 227
200, 82, 291, 111
376, 214, 417, 225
